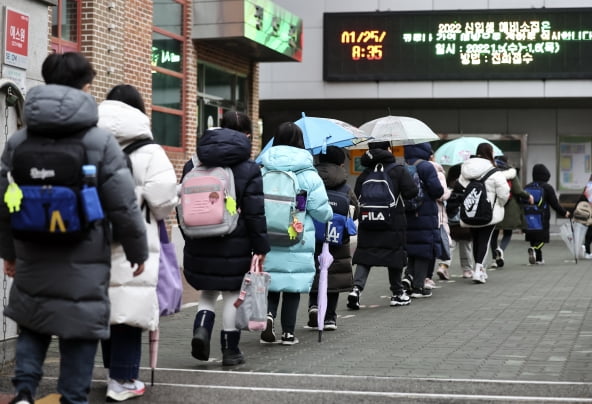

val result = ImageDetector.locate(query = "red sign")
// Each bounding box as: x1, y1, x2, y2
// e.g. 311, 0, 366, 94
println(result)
4, 8, 29, 69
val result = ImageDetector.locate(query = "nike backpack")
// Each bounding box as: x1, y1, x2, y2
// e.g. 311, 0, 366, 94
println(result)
460, 168, 498, 226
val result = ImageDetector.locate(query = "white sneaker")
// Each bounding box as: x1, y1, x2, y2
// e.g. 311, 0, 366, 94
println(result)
585, 253, 592, 260
472, 269, 486, 284
106, 378, 145, 401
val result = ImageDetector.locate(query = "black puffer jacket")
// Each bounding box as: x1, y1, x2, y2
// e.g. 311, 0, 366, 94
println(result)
311, 162, 359, 293
404, 144, 445, 259
181, 128, 270, 291
524, 163, 567, 243
352, 149, 418, 268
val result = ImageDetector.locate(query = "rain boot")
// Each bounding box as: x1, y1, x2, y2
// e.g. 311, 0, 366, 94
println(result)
191, 310, 215, 361
221, 330, 245, 366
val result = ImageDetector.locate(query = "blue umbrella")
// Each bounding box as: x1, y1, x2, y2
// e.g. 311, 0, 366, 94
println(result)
256, 113, 368, 163
434, 136, 503, 166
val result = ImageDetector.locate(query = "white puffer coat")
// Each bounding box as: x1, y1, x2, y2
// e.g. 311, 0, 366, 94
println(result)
458, 157, 510, 227
98, 100, 178, 331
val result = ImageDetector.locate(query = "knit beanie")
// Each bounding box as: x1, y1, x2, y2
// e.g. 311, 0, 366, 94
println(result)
318, 145, 346, 165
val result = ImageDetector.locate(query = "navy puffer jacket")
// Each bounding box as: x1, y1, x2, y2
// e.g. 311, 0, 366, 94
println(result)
404, 144, 444, 259
181, 128, 270, 291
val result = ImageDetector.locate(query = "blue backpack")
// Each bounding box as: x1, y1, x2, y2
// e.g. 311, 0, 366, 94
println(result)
313, 183, 354, 245
523, 182, 546, 231
404, 159, 424, 212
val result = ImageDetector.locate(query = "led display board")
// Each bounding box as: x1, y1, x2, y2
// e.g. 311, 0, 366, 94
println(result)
323, 9, 592, 81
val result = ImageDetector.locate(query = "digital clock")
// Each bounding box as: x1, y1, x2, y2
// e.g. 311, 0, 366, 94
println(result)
323, 9, 592, 81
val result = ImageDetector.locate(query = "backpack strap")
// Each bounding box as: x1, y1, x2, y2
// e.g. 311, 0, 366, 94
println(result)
479, 168, 498, 183
123, 138, 155, 155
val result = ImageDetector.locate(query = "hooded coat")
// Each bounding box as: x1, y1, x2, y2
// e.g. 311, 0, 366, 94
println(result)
496, 166, 530, 230
310, 162, 359, 294
458, 157, 510, 227
524, 163, 567, 243
404, 144, 445, 259
0, 85, 148, 340
98, 100, 178, 331
352, 148, 418, 268
181, 128, 270, 291
260, 146, 332, 293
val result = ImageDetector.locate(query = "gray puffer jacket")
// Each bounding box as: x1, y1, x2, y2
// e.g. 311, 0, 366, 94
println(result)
0, 84, 148, 340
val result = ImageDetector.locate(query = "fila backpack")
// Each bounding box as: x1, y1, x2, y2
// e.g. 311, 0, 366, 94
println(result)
358, 163, 401, 230
177, 155, 239, 238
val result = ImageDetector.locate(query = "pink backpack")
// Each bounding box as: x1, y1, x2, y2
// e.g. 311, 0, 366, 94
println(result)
177, 156, 239, 238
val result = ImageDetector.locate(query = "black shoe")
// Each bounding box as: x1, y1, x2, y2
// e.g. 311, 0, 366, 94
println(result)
495, 248, 505, 268
222, 349, 245, 366
260, 314, 277, 344
402, 274, 413, 294
9, 389, 33, 404
409, 288, 432, 298
191, 327, 210, 361
307, 305, 318, 328
346, 287, 360, 310
528, 247, 536, 265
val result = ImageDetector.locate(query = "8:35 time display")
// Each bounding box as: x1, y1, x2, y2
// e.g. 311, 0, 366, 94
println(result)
340, 30, 387, 60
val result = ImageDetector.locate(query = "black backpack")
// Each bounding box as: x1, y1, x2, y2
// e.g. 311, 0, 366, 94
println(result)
403, 159, 425, 213
7, 132, 102, 243
358, 163, 401, 230
460, 168, 498, 226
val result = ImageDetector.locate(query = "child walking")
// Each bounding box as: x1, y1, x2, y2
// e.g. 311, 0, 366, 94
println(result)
524, 163, 570, 265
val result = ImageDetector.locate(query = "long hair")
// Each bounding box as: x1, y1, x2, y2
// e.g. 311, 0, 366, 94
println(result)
106, 84, 146, 113
476, 142, 495, 165
273, 122, 305, 149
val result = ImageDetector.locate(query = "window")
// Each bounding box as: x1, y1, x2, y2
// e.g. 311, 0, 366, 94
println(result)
197, 63, 248, 134
50, 0, 80, 53
152, 0, 186, 147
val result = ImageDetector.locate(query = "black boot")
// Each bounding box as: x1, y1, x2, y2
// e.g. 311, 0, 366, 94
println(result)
221, 330, 245, 366
191, 310, 215, 361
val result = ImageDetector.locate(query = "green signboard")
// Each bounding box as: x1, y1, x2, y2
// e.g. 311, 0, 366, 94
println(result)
244, 0, 302, 61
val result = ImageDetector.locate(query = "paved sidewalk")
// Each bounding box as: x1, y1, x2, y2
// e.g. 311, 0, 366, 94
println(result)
2, 234, 592, 402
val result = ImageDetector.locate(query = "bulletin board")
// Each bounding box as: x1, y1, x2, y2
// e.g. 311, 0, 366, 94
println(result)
349, 146, 404, 175
558, 136, 592, 192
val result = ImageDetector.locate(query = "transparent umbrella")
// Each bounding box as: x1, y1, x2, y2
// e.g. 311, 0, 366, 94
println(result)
349, 115, 439, 149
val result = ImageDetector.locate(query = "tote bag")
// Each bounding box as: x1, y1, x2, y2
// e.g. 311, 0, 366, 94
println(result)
234, 255, 271, 331
157, 220, 183, 316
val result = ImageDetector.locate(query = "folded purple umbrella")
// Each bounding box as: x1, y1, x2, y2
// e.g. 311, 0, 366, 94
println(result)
317, 241, 334, 342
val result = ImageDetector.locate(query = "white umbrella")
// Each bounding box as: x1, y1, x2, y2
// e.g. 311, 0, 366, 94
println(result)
349, 115, 439, 149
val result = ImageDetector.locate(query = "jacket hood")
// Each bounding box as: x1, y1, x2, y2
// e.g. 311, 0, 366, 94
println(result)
461, 157, 497, 180
532, 163, 551, 182
97, 100, 153, 145
197, 127, 252, 167
501, 167, 517, 180
360, 148, 396, 167
404, 143, 433, 161
315, 161, 347, 189
24, 84, 98, 136
260, 145, 314, 171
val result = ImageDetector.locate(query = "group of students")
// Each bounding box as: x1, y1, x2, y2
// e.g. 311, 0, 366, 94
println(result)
0, 52, 582, 404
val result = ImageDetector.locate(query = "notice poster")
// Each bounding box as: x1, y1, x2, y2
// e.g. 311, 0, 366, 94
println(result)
559, 136, 592, 191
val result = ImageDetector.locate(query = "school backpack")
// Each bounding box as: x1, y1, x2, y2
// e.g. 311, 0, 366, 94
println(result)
262, 168, 308, 247
358, 162, 401, 230
522, 182, 546, 231
573, 201, 592, 226
460, 168, 498, 226
177, 155, 239, 238
313, 183, 352, 245
4, 132, 104, 243
404, 159, 424, 213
